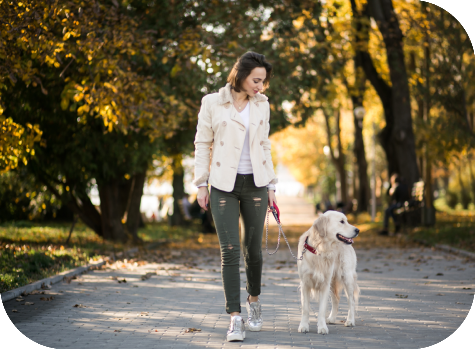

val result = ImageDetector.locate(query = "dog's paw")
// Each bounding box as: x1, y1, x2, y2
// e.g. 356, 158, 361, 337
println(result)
317, 325, 329, 335
298, 323, 310, 333
344, 320, 355, 327
326, 317, 336, 324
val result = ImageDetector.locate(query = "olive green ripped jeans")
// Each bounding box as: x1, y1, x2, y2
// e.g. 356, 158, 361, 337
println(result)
210, 174, 268, 314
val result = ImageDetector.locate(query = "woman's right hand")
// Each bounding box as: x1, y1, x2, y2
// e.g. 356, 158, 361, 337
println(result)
197, 186, 209, 211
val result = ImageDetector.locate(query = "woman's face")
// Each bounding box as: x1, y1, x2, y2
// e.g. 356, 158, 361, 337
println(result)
241, 67, 267, 97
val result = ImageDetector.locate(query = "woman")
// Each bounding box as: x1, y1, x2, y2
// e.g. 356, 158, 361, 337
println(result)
193, 51, 278, 342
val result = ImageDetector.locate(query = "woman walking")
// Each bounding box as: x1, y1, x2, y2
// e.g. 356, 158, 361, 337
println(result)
193, 51, 278, 341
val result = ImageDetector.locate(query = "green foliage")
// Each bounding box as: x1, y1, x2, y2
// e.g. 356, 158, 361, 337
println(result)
445, 191, 459, 209
409, 212, 475, 252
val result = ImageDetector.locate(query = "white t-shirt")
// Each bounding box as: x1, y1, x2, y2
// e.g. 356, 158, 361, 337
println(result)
196, 101, 276, 191
237, 102, 253, 174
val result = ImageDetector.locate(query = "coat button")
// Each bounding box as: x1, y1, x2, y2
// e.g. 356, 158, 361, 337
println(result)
220, 141, 224, 146
260, 120, 263, 125
224, 104, 230, 109
263, 160, 266, 165
260, 141, 264, 146
217, 162, 221, 167
222, 121, 227, 126
255, 102, 259, 106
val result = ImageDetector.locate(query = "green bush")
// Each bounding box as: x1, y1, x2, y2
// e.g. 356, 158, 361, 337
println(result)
446, 191, 459, 208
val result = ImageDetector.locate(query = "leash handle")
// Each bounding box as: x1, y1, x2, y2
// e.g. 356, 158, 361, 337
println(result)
270, 204, 280, 224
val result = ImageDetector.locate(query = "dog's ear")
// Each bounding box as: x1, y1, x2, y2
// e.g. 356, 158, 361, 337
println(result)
313, 215, 329, 238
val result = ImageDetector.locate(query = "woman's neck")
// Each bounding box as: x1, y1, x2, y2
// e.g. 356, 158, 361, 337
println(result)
231, 88, 248, 103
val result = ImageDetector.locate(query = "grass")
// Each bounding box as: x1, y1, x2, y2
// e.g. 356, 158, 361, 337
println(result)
408, 211, 475, 252
0, 220, 202, 293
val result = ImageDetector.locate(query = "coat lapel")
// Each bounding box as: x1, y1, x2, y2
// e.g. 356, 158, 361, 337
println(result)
248, 94, 268, 146
217, 83, 268, 137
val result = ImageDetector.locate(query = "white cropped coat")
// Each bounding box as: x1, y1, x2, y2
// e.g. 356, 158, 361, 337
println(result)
193, 83, 278, 192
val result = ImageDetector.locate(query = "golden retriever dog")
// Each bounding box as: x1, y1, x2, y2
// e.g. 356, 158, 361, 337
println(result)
297, 210, 360, 334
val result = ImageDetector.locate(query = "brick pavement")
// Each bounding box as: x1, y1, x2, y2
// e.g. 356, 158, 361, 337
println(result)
2, 244, 474, 349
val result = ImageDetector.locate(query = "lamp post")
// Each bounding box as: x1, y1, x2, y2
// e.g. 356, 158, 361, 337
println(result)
354, 106, 365, 128
371, 123, 376, 222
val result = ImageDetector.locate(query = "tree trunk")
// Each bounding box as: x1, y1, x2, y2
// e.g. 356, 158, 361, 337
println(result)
99, 179, 127, 242
123, 172, 146, 243
349, 0, 372, 212
468, 156, 475, 204
171, 154, 186, 226
323, 109, 348, 205
366, 0, 420, 187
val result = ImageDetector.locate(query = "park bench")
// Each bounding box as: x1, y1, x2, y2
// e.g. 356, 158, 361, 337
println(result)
394, 181, 425, 228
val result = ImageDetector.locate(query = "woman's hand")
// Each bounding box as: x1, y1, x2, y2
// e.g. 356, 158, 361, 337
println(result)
197, 186, 209, 211
268, 190, 277, 209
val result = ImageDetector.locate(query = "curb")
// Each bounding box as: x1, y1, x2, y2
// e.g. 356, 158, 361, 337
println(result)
1, 245, 145, 303
1, 259, 106, 303
434, 244, 475, 260
413, 238, 475, 260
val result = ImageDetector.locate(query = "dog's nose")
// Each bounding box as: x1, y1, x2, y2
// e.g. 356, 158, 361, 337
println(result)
355, 228, 360, 234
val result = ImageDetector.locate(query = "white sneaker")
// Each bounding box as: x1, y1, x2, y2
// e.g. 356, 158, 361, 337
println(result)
226, 315, 246, 341
246, 297, 263, 331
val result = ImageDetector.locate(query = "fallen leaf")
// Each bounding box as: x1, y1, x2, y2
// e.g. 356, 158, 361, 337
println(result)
30, 290, 45, 295
15, 298, 24, 302
118, 279, 127, 283
40, 297, 55, 301
141, 272, 156, 281
41, 283, 52, 290
185, 328, 201, 333
395, 294, 408, 298
423, 276, 429, 279
140, 312, 149, 316
23, 302, 34, 306
436, 273, 444, 276
437, 293, 445, 296
114, 330, 121, 332
463, 287, 472, 290
64, 275, 77, 284
362, 268, 370, 272
133, 285, 139, 288
73, 304, 86, 308
12, 309, 18, 313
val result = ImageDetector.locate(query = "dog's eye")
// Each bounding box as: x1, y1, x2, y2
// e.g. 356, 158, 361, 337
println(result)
340, 220, 344, 224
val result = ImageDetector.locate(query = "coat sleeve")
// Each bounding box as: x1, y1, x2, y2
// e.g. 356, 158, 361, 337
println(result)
262, 101, 278, 185
193, 95, 214, 186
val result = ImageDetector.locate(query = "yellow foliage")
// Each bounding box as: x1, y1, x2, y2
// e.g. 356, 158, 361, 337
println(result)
0, 116, 42, 173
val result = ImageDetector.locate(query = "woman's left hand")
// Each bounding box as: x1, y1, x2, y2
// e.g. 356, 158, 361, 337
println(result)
268, 190, 277, 209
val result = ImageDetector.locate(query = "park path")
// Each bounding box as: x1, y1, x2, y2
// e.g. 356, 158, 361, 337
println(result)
2, 243, 474, 349
269, 195, 318, 226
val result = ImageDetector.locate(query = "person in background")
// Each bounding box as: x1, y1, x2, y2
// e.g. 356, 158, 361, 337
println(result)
181, 193, 192, 220
379, 173, 409, 236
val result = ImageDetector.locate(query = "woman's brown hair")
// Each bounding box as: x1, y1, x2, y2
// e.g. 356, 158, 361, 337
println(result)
227, 51, 272, 92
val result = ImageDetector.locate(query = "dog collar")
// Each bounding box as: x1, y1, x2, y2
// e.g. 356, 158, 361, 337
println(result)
304, 237, 317, 255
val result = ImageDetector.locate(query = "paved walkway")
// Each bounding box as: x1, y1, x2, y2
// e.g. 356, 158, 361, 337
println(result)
269, 195, 318, 226
2, 243, 474, 349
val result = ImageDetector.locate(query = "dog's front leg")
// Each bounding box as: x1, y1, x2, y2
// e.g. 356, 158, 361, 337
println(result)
298, 282, 311, 333
317, 284, 330, 334
344, 279, 357, 327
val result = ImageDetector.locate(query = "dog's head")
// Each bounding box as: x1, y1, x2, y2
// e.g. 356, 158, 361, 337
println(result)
312, 210, 359, 245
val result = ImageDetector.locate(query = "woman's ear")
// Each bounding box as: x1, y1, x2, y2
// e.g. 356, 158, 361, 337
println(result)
313, 215, 328, 238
